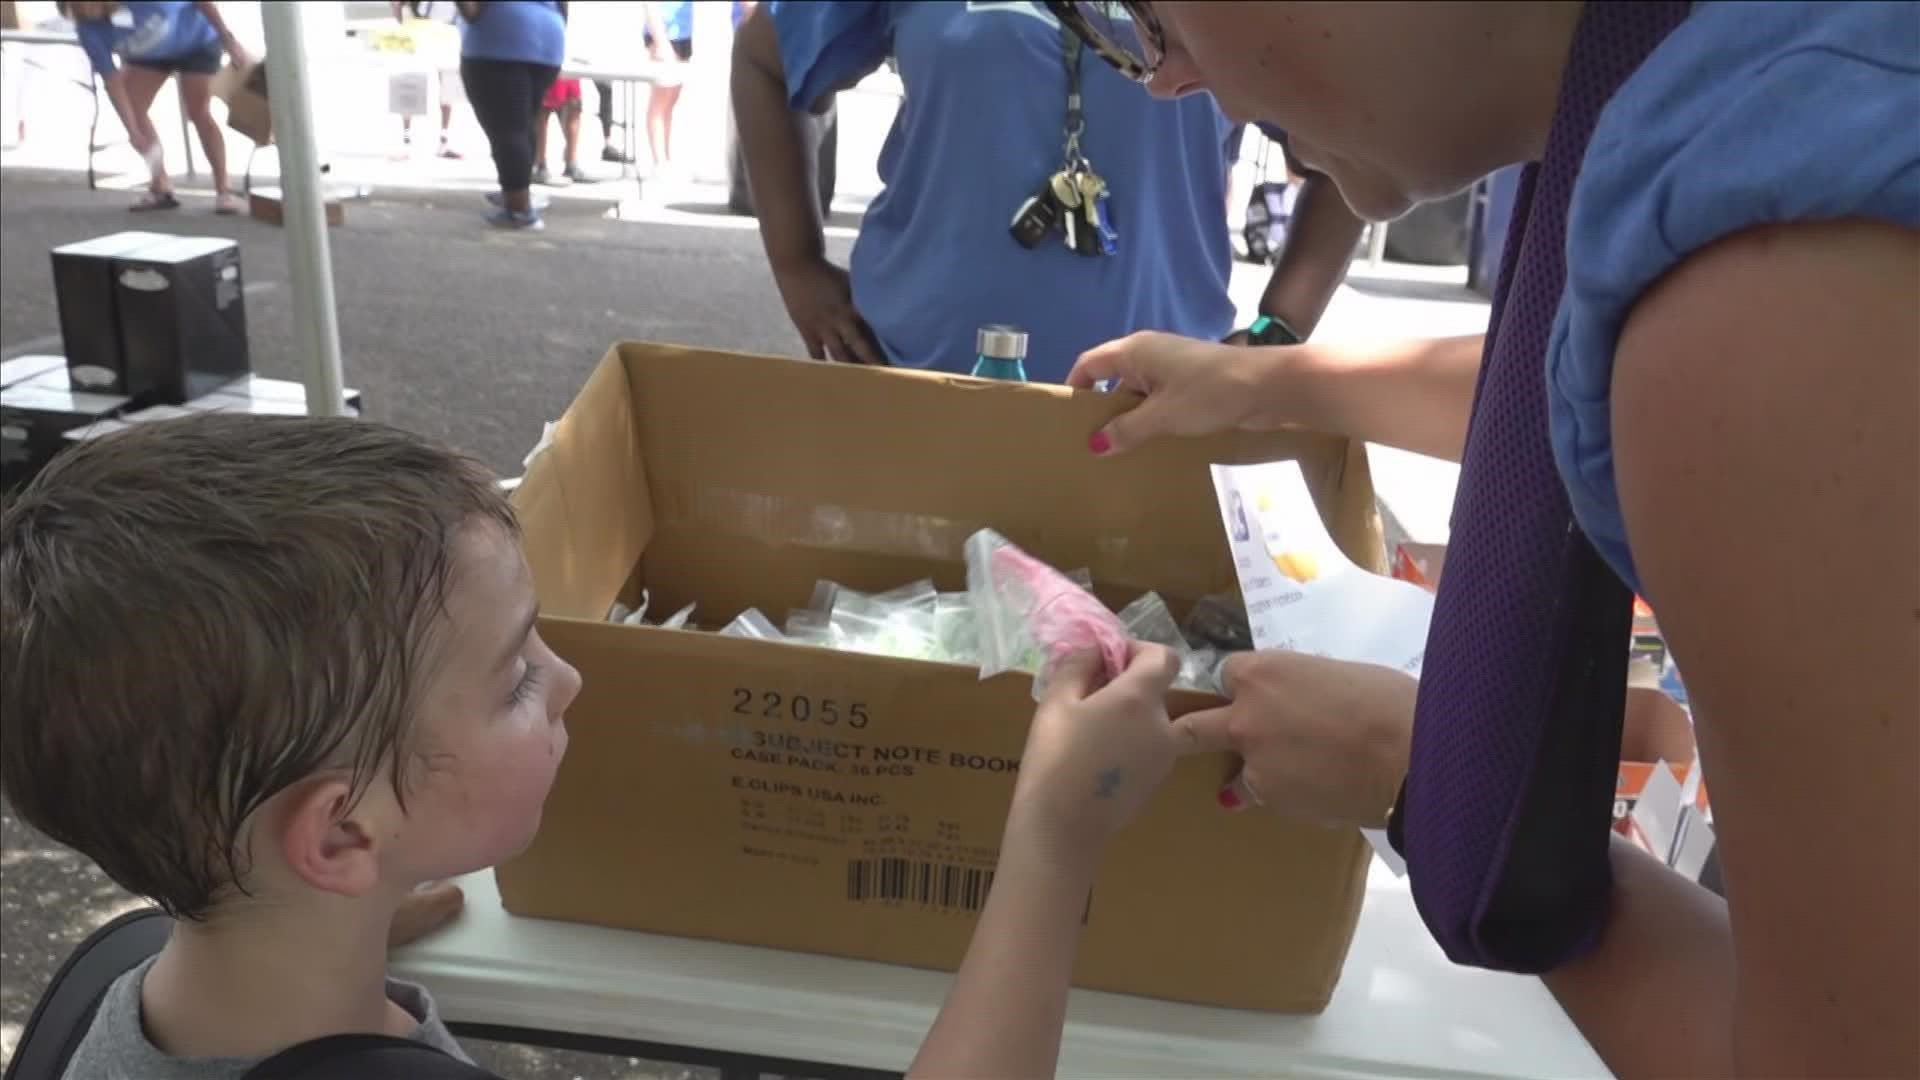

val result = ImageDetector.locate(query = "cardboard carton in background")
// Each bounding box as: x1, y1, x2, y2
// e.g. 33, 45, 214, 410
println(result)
212, 59, 270, 146
496, 344, 1387, 1013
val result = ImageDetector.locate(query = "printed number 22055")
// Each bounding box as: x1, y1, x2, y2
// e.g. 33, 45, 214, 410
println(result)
731, 688, 870, 729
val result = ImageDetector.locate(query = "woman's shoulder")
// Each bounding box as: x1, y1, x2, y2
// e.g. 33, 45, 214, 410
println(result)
1570, 1, 1920, 289
1547, 1, 1919, 590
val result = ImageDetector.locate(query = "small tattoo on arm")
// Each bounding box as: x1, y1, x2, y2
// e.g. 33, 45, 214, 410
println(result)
1095, 767, 1124, 799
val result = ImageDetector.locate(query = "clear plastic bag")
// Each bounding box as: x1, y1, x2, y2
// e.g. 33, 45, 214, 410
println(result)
829, 592, 939, 660
659, 602, 697, 630
784, 609, 839, 648
1117, 592, 1186, 651
965, 529, 1130, 697
933, 591, 980, 666
720, 608, 785, 641
1183, 592, 1254, 652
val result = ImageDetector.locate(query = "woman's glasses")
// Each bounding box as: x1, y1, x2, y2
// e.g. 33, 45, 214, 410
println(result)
1044, 1, 1166, 85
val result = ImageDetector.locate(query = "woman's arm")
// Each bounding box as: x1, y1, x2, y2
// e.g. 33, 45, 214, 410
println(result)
1549, 218, 1919, 1077
1254, 173, 1366, 340
730, 8, 880, 269
192, 1, 249, 64
1251, 333, 1483, 462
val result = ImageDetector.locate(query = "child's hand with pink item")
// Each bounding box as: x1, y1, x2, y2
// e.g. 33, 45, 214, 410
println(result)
1007, 644, 1186, 861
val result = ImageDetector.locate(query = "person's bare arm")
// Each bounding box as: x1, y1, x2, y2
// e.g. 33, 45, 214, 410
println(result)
1256, 173, 1365, 339
1250, 333, 1482, 461
1545, 219, 1919, 1078
730, 8, 877, 270
192, 1, 248, 63
908, 835, 1094, 1078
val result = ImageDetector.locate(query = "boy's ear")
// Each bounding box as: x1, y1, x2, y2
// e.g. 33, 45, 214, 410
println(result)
276, 775, 389, 900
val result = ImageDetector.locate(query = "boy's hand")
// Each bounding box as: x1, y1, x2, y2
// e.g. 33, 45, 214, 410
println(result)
388, 879, 464, 948
1005, 645, 1185, 867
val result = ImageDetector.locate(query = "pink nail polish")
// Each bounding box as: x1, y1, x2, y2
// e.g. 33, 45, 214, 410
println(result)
1088, 431, 1112, 455
1217, 787, 1241, 810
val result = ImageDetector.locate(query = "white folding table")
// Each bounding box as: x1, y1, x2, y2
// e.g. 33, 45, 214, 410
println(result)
390, 858, 1609, 1080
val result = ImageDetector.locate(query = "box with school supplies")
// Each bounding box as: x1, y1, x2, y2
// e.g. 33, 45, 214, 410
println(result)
497, 343, 1389, 1012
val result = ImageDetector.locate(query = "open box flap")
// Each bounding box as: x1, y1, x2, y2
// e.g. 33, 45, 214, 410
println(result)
513, 349, 654, 620
615, 343, 1384, 617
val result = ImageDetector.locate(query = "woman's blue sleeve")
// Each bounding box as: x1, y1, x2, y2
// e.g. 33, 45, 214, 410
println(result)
766, 0, 891, 111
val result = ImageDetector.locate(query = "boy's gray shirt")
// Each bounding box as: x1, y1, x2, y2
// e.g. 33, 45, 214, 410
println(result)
60, 956, 474, 1079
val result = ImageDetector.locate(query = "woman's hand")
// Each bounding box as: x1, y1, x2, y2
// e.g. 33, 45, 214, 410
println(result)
1066, 331, 1274, 455
1005, 645, 1187, 864
771, 256, 887, 365
1172, 650, 1415, 828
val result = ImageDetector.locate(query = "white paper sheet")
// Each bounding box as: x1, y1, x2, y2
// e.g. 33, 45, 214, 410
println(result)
1210, 461, 1435, 674
1211, 460, 1438, 875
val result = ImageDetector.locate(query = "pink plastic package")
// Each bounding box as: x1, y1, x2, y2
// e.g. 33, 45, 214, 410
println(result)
964, 529, 1130, 698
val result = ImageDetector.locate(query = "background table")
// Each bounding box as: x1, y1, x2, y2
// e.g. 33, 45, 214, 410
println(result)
391, 858, 1609, 1080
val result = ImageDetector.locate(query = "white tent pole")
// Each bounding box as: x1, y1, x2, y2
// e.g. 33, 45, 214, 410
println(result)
260, 3, 347, 418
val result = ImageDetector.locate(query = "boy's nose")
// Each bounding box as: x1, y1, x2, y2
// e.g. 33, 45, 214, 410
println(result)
551, 658, 584, 719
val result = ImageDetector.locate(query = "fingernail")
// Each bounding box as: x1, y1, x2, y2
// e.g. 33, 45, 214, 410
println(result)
1088, 431, 1112, 455
1217, 787, 1241, 810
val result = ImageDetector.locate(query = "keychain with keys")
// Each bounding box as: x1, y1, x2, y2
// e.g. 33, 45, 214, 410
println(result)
1051, 168, 1084, 251
1009, 178, 1063, 249
1073, 168, 1118, 257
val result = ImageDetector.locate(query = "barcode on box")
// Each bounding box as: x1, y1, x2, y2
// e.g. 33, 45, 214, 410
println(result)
846, 857, 994, 912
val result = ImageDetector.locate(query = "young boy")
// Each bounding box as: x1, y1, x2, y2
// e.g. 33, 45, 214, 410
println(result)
2, 413, 1200, 1078
1, 414, 580, 1074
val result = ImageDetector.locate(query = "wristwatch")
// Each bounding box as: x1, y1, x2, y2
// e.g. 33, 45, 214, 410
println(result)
1240, 313, 1305, 347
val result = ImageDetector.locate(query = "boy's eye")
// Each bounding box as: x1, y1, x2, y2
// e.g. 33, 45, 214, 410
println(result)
508, 661, 544, 707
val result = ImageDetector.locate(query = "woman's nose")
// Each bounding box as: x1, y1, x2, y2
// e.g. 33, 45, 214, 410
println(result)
1145, 52, 1206, 99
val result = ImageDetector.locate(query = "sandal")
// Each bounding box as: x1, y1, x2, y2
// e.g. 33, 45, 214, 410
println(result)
214, 192, 246, 216
129, 190, 180, 212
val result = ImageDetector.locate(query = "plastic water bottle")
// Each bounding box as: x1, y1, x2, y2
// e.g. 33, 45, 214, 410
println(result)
970, 325, 1029, 382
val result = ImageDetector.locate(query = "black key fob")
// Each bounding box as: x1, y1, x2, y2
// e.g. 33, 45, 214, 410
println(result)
1009, 185, 1060, 249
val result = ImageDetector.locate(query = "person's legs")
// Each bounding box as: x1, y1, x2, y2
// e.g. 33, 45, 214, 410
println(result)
532, 106, 552, 179
595, 78, 614, 140
645, 83, 681, 168
121, 63, 172, 198
177, 71, 235, 208
463, 57, 537, 211
561, 106, 580, 168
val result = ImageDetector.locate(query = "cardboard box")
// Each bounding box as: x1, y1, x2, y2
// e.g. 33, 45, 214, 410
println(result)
0, 369, 130, 491
50, 231, 172, 394
213, 59, 271, 145
496, 343, 1387, 1012
248, 188, 345, 228
112, 235, 251, 404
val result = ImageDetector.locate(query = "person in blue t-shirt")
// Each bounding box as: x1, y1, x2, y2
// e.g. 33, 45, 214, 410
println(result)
1046, 3, 1919, 1078
731, 2, 1363, 383
66, 1, 252, 214
455, 0, 567, 230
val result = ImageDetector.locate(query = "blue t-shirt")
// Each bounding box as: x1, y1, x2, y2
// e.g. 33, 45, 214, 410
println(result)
75, 1, 220, 76
1547, 0, 1920, 594
460, 0, 567, 67
770, 1, 1239, 382
654, 1, 695, 42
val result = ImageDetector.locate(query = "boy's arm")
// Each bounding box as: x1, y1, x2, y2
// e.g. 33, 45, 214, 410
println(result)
908, 832, 1095, 1079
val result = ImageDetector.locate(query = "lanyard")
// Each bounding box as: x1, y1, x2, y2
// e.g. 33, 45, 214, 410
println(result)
1061, 27, 1086, 168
